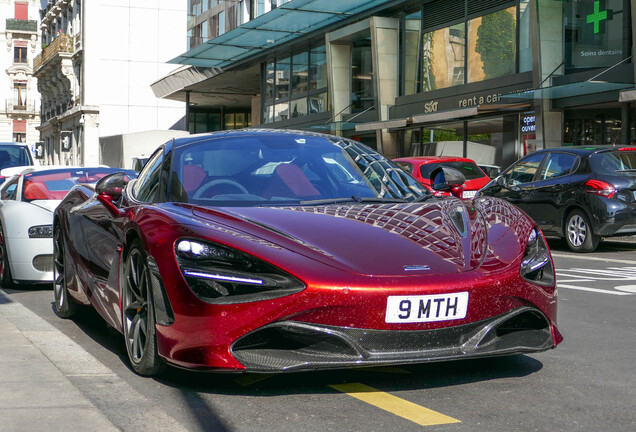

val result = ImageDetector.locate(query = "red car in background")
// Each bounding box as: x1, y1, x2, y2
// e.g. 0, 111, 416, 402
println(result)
394, 156, 491, 199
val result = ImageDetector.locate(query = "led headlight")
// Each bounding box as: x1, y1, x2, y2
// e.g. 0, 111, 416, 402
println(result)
28, 225, 53, 239
520, 227, 554, 287
175, 239, 305, 304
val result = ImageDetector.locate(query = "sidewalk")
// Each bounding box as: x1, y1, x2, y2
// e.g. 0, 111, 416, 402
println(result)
0, 288, 119, 432
0, 288, 190, 432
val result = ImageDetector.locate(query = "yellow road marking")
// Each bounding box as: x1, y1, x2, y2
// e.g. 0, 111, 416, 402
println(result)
233, 373, 276, 387
329, 382, 460, 427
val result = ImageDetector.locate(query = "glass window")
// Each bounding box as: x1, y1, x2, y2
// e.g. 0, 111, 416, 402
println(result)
310, 45, 327, 90
519, 0, 532, 72
539, 153, 577, 180
590, 151, 636, 174
265, 62, 275, 101
352, 37, 373, 110
468, 7, 517, 82
133, 149, 165, 202
564, 0, 626, 70
291, 52, 308, 96
14, 46, 27, 64
290, 98, 307, 118
422, 23, 465, 91
218, 11, 225, 35
308, 93, 326, 115
419, 161, 487, 181
403, 11, 422, 95
276, 57, 290, 100
1, 178, 19, 201
504, 153, 545, 186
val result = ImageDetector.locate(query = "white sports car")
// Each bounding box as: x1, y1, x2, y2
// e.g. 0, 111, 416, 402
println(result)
0, 166, 136, 286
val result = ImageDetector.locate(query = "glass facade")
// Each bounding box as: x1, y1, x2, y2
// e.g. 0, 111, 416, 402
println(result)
263, 45, 328, 123
564, 0, 628, 70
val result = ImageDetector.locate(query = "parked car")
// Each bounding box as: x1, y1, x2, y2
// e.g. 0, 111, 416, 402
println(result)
478, 164, 501, 179
478, 145, 636, 252
0, 142, 36, 185
53, 129, 561, 376
0, 166, 137, 287
393, 156, 491, 198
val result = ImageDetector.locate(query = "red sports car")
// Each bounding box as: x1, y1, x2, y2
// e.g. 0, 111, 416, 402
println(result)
53, 130, 562, 376
394, 156, 491, 199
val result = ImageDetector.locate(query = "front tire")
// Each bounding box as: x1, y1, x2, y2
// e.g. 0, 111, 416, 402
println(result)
122, 240, 164, 376
0, 226, 15, 289
53, 224, 78, 318
565, 209, 599, 253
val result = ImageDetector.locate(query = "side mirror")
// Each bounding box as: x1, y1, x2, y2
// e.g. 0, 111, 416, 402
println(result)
496, 176, 506, 187
95, 172, 129, 200
430, 166, 466, 198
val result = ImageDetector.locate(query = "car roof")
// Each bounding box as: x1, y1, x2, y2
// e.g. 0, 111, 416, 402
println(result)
170, 129, 343, 149
531, 145, 636, 156
393, 156, 477, 164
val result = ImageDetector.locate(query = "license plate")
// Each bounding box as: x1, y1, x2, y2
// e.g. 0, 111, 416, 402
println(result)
463, 190, 477, 199
385, 292, 469, 323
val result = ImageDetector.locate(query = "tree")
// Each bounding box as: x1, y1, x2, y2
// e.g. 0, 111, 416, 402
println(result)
475, 10, 515, 79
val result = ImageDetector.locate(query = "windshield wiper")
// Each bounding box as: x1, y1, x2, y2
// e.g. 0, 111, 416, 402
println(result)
299, 196, 409, 205
615, 169, 636, 172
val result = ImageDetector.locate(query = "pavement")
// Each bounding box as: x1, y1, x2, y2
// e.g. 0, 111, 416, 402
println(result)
0, 287, 189, 432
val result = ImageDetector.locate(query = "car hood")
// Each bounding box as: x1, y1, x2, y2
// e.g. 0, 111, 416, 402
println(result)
191, 199, 491, 276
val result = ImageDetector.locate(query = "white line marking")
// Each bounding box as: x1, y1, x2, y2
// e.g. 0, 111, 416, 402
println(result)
558, 284, 634, 296
551, 253, 636, 265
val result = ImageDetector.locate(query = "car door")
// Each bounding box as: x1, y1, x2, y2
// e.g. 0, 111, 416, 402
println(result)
480, 152, 546, 210
516, 152, 579, 232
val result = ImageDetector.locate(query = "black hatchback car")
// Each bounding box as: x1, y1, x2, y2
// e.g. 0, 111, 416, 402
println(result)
478, 145, 636, 252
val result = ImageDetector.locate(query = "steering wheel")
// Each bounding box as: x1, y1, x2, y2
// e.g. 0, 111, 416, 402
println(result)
192, 179, 249, 199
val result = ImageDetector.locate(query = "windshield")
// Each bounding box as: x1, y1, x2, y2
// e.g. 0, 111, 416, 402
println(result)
0, 144, 33, 169
23, 168, 137, 201
419, 161, 487, 181
170, 134, 429, 206
590, 151, 636, 175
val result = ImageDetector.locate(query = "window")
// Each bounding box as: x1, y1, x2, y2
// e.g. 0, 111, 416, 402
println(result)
1, 178, 19, 201
505, 153, 545, 186
13, 82, 27, 110
309, 45, 327, 90
14, 46, 27, 64
264, 45, 328, 123
468, 7, 517, 82
291, 52, 308, 97
539, 153, 577, 180
422, 23, 465, 91
133, 149, 165, 202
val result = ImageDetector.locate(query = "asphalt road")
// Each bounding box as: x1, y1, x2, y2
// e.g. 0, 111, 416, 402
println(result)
3, 237, 636, 432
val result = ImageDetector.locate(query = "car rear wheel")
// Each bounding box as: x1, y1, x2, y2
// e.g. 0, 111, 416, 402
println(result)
123, 240, 164, 376
0, 226, 15, 288
565, 209, 599, 253
53, 225, 78, 318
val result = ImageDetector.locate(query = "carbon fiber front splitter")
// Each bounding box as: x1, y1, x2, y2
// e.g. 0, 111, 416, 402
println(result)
230, 306, 556, 372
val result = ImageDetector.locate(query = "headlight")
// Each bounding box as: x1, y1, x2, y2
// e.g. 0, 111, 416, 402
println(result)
175, 239, 305, 304
520, 227, 554, 287
28, 225, 53, 238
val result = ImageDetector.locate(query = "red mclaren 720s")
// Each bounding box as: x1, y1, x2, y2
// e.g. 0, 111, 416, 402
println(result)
53, 129, 562, 376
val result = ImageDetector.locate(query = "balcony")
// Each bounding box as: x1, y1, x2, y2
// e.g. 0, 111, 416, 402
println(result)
5, 19, 38, 33
33, 34, 74, 71
4, 99, 37, 115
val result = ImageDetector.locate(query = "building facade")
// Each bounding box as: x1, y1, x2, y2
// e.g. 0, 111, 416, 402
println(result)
154, 0, 635, 171
34, 0, 187, 166
1, 0, 41, 148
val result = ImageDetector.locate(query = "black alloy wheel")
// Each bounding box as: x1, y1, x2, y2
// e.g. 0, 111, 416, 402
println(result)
122, 240, 164, 376
53, 224, 77, 318
565, 209, 599, 253
0, 226, 15, 288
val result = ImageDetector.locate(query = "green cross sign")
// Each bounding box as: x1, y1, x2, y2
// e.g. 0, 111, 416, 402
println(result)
586, 1, 608, 34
